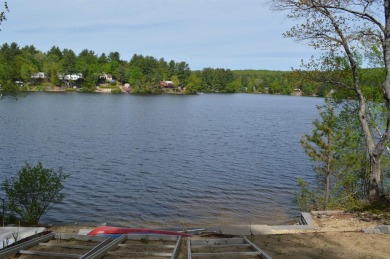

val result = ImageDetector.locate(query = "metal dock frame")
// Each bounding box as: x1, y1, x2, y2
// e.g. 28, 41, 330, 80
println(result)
0, 232, 109, 258
102, 234, 182, 259
187, 236, 272, 259
0, 232, 182, 259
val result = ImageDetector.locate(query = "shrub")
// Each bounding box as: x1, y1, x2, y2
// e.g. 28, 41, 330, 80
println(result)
111, 88, 123, 94
294, 177, 316, 212
2, 162, 69, 225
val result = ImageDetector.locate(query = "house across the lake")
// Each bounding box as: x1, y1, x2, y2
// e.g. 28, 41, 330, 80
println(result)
160, 80, 174, 88
100, 73, 113, 82
58, 73, 83, 81
31, 72, 46, 79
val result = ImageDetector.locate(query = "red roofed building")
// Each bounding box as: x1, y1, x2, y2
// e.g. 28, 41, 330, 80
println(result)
160, 80, 174, 88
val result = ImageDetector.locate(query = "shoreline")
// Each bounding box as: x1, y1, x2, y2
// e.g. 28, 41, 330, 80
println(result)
45, 211, 388, 235
2, 211, 389, 258
16, 86, 312, 96
45, 211, 389, 259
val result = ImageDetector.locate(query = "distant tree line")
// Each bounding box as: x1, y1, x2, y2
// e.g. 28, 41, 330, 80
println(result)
0, 42, 194, 93
0, 41, 353, 96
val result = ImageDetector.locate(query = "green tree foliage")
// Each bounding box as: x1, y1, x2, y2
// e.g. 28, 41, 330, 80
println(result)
43, 46, 62, 82
301, 99, 337, 210
175, 61, 190, 86
2, 162, 69, 224
198, 68, 235, 92
107, 51, 123, 83
185, 73, 202, 94
0, 42, 195, 93
128, 66, 143, 88
129, 54, 159, 86
232, 70, 300, 95
273, 0, 390, 202
300, 98, 390, 211
226, 79, 242, 93
168, 60, 176, 78
0, 43, 22, 94
61, 49, 77, 75
76, 49, 98, 76
50, 67, 61, 86
294, 177, 315, 212
332, 102, 372, 207
82, 73, 98, 92
19, 46, 40, 83
171, 75, 180, 87
128, 54, 191, 93
0, 40, 328, 95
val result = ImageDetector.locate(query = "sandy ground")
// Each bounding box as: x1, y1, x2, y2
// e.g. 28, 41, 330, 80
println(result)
46, 212, 390, 259
251, 212, 390, 259
251, 231, 390, 259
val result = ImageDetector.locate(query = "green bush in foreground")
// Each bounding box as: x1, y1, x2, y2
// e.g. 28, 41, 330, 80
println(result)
2, 162, 69, 225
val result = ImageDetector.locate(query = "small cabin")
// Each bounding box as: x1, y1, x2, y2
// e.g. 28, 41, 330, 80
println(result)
31, 72, 46, 79
100, 73, 113, 82
160, 80, 174, 88
59, 73, 83, 81
293, 88, 302, 96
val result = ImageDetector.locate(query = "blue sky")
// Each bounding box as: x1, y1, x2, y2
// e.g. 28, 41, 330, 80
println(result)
0, 0, 318, 70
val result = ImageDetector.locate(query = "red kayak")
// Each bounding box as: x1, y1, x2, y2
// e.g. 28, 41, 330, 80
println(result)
87, 226, 192, 237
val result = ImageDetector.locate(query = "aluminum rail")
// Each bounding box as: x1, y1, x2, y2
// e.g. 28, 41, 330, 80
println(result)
0, 232, 55, 258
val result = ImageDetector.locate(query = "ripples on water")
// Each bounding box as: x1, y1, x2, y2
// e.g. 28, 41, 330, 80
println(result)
0, 93, 322, 227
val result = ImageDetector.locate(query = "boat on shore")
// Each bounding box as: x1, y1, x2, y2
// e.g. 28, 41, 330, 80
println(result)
87, 226, 192, 237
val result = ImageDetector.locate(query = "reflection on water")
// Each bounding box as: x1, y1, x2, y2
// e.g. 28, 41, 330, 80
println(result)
0, 93, 321, 227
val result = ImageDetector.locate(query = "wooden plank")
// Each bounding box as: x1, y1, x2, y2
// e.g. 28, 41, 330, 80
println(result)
19, 249, 81, 258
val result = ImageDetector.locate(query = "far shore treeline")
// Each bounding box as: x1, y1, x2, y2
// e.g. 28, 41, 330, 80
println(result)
0, 42, 349, 96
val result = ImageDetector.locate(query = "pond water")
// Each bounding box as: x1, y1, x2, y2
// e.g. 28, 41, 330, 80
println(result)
0, 93, 322, 227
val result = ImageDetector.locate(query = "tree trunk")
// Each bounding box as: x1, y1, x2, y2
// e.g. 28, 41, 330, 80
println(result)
325, 172, 330, 210
368, 155, 382, 201
325, 128, 332, 211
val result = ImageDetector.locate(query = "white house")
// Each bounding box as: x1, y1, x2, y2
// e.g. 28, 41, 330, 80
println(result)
100, 73, 113, 82
31, 72, 46, 79
59, 73, 83, 81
